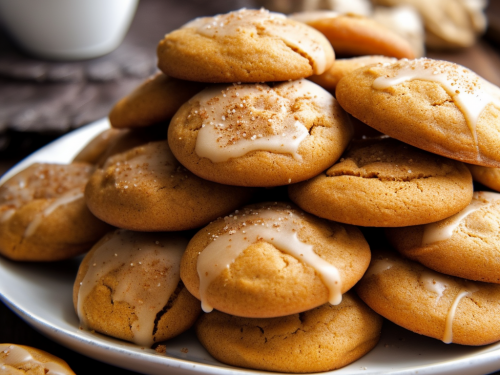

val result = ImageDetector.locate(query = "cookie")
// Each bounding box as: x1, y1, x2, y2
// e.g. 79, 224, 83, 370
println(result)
309, 55, 397, 92
386, 191, 500, 283
288, 137, 473, 227
85, 140, 254, 231
168, 79, 353, 187
290, 11, 416, 58
74, 230, 200, 347
0, 344, 75, 375
157, 8, 334, 83
195, 293, 382, 373
0, 163, 111, 261
466, 164, 500, 192
180, 202, 371, 318
336, 58, 500, 167
356, 249, 500, 345
109, 73, 205, 129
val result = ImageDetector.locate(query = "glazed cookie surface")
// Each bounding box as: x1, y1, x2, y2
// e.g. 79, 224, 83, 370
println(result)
180, 202, 371, 318
336, 58, 500, 167
109, 73, 204, 128
288, 137, 473, 227
309, 55, 397, 92
0, 163, 111, 261
467, 164, 500, 192
195, 293, 382, 373
356, 249, 500, 345
157, 9, 334, 83
386, 191, 500, 283
168, 79, 353, 187
0, 344, 75, 375
290, 11, 416, 58
85, 140, 253, 231
73, 230, 200, 347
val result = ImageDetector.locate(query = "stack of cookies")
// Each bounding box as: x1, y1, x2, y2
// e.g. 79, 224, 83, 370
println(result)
2, 7, 500, 374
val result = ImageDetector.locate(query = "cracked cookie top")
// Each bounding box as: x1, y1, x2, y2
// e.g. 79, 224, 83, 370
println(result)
168, 80, 353, 187
157, 8, 334, 83
288, 137, 473, 227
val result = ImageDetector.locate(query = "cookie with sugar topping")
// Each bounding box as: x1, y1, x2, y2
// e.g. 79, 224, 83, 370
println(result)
0, 344, 76, 375
289, 11, 416, 59
157, 8, 334, 83
73, 230, 201, 347
356, 249, 500, 345
0, 163, 111, 261
386, 191, 500, 283
336, 58, 500, 167
85, 140, 254, 231
180, 202, 371, 318
195, 293, 382, 373
109, 73, 205, 129
288, 137, 473, 227
168, 79, 353, 187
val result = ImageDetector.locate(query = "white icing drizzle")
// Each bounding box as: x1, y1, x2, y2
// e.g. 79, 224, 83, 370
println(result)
196, 205, 342, 312
419, 270, 450, 301
194, 80, 333, 163
443, 284, 478, 344
0, 344, 72, 375
0, 208, 15, 223
365, 258, 393, 277
77, 230, 188, 347
372, 58, 500, 147
184, 8, 329, 74
422, 191, 500, 245
24, 190, 84, 238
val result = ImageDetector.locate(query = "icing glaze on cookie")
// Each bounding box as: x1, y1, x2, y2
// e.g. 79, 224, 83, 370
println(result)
194, 80, 332, 163
365, 258, 393, 277
77, 230, 187, 347
0, 344, 72, 375
422, 191, 500, 245
197, 205, 342, 312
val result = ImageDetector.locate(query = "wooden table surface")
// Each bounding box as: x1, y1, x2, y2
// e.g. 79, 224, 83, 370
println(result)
1, 1, 500, 374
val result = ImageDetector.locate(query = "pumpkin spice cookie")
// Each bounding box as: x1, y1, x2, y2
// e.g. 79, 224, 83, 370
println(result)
0, 344, 76, 375
109, 73, 205, 129
157, 8, 334, 83
336, 58, 500, 167
74, 230, 201, 347
168, 79, 353, 187
466, 164, 500, 192
180, 202, 371, 318
386, 191, 500, 283
85, 140, 254, 231
290, 11, 416, 58
289, 137, 473, 227
356, 249, 500, 345
0, 163, 111, 261
195, 293, 383, 373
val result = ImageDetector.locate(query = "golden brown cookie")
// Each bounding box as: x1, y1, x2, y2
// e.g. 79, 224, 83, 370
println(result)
73, 230, 200, 347
290, 11, 416, 58
336, 58, 500, 167
386, 191, 500, 283
0, 163, 111, 261
195, 293, 382, 373
288, 137, 473, 227
108, 73, 205, 128
466, 164, 500, 192
356, 249, 500, 345
85, 140, 254, 231
157, 9, 334, 83
0, 344, 75, 375
168, 79, 353, 187
309, 55, 397, 92
180, 202, 371, 318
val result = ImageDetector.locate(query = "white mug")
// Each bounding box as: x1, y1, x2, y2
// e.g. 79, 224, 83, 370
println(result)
0, 0, 139, 60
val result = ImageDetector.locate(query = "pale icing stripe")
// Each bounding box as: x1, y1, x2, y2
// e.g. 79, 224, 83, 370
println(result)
420, 271, 450, 302
194, 80, 333, 163
0, 344, 72, 375
77, 230, 187, 347
442, 288, 475, 344
421, 191, 500, 246
197, 207, 342, 313
0, 208, 15, 223
23, 190, 84, 238
365, 258, 393, 277
184, 8, 329, 74
372, 58, 500, 147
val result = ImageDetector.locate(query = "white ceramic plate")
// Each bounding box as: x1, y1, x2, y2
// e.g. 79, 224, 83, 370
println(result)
1, 118, 500, 375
